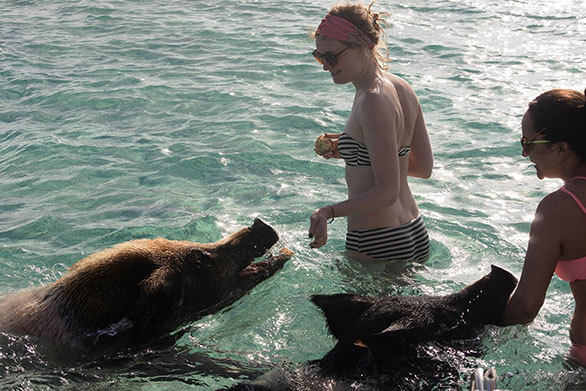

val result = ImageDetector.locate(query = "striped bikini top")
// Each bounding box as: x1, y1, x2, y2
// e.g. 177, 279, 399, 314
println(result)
554, 176, 586, 282
337, 132, 410, 167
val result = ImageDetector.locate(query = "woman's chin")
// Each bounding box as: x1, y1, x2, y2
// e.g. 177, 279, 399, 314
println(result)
331, 71, 348, 84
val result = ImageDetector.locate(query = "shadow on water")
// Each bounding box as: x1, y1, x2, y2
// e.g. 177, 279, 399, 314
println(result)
0, 327, 268, 390
220, 337, 492, 391
4, 324, 584, 391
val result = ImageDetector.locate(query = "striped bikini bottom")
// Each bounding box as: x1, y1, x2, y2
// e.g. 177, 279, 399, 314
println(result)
345, 215, 430, 261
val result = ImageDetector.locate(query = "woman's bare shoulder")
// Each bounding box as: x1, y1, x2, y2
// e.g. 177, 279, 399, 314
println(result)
534, 188, 578, 229
386, 73, 416, 93
538, 189, 572, 211
384, 73, 419, 108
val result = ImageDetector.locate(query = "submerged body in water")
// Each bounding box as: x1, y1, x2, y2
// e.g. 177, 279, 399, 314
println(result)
226, 265, 517, 390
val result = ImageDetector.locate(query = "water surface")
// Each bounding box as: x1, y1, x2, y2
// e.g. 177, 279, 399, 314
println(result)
1, 0, 585, 389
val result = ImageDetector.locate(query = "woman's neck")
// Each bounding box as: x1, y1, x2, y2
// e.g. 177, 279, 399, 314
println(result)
352, 58, 382, 91
563, 162, 586, 183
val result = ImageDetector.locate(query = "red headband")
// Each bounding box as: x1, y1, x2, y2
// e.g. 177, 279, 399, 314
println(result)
316, 14, 375, 48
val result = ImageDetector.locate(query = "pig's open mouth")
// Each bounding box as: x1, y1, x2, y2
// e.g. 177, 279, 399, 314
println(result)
239, 248, 293, 277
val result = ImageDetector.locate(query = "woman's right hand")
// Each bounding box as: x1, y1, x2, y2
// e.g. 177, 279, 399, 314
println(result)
315, 133, 342, 159
308, 206, 334, 248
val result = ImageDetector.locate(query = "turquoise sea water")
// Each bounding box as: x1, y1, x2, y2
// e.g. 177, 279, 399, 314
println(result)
1, 0, 585, 389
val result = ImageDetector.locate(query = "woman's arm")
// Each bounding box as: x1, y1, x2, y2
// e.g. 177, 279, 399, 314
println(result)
502, 193, 563, 325
326, 92, 402, 217
308, 92, 400, 248
408, 105, 433, 178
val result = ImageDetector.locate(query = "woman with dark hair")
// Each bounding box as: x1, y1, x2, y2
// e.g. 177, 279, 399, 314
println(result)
308, 2, 433, 262
503, 88, 586, 366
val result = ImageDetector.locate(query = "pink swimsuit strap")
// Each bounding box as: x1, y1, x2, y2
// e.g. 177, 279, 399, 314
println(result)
560, 177, 586, 215
555, 176, 586, 282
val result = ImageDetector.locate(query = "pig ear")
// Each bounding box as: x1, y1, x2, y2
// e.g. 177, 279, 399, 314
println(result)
130, 267, 183, 334
490, 264, 518, 285
311, 294, 373, 340
186, 248, 215, 269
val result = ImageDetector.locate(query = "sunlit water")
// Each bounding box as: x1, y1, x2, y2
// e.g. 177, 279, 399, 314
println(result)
1, 0, 585, 389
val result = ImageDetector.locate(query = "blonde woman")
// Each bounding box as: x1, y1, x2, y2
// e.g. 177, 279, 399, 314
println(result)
308, 2, 433, 262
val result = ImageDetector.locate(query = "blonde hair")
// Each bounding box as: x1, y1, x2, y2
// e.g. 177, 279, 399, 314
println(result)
319, 1, 390, 70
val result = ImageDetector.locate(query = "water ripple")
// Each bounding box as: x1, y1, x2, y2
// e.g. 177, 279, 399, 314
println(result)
0, 0, 585, 389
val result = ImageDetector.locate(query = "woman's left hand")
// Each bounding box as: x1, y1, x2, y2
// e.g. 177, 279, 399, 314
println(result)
308, 207, 332, 248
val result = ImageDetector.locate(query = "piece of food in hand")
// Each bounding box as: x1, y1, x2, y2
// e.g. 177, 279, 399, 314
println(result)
279, 248, 294, 258
314, 134, 335, 156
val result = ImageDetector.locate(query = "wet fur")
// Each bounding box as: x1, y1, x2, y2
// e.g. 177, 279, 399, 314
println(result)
313, 265, 517, 377
226, 265, 517, 390
0, 218, 290, 346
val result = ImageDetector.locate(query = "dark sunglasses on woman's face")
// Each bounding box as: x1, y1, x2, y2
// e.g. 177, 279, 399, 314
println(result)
520, 128, 552, 152
312, 46, 350, 66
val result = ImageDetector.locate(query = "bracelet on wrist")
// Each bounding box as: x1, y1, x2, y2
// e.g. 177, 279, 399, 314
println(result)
326, 205, 335, 224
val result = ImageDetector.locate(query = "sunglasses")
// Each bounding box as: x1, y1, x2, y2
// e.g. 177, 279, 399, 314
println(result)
520, 128, 552, 151
312, 46, 351, 66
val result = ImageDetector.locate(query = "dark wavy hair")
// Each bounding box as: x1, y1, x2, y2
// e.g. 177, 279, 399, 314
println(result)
527, 88, 586, 162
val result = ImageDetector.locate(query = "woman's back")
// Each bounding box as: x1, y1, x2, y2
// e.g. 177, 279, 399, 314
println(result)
386, 73, 421, 147
343, 72, 421, 230
557, 178, 586, 344
559, 178, 586, 261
